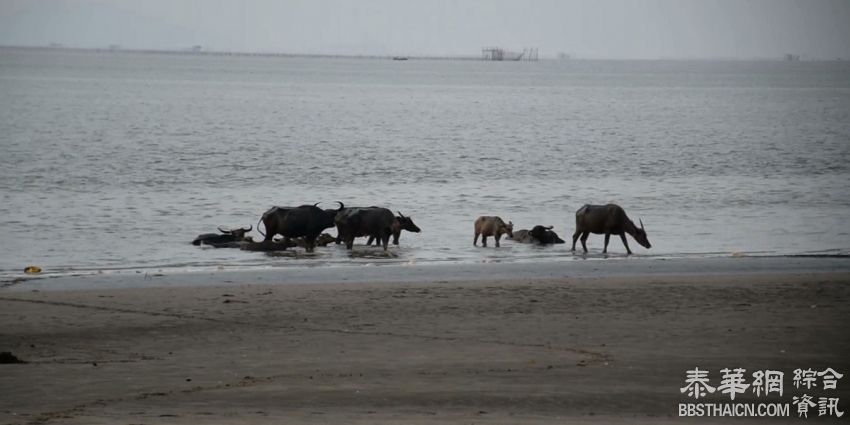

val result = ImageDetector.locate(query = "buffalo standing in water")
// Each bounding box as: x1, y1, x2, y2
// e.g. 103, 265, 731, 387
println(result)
473, 216, 513, 247
335, 206, 396, 251
366, 212, 421, 246
571, 204, 651, 255
258, 203, 343, 252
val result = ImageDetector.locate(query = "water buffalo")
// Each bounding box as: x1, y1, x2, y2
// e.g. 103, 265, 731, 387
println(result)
313, 233, 337, 247
366, 212, 421, 246
241, 233, 336, 252
192, 226, 253, 246
257, 202, 343, 252
571, 204, 651, 255
336, 206, 395, 250
473, 216, 513, 247
510, 229, 535, 243
530, 225, 565, 244
511, 225, 565, 244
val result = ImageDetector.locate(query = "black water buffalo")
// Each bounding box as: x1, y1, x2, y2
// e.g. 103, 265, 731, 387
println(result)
511, 225, 565, 244
192, 226, 253, 246
571, 204, 651, 255
241, 233, 336, 252
257, 203, 343, 252
530, 225, 565, 244
335, 207, 395, 251
366, 212, 421, 246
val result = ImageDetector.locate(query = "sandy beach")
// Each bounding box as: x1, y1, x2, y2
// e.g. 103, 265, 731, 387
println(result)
1, 258, 849, 424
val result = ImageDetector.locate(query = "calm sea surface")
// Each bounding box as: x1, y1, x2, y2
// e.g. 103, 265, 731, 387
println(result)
1, 48, 849, 278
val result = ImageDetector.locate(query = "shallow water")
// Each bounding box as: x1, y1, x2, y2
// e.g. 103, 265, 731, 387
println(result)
1, 48, 849, 278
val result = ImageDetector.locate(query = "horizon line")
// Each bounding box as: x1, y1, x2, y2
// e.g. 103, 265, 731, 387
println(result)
0, 44, 840, 63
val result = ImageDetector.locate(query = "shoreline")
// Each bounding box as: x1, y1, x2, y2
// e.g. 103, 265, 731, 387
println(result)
4, 255, 850, 293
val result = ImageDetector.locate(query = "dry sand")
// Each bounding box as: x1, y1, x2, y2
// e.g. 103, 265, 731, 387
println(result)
1, 266, 849, 424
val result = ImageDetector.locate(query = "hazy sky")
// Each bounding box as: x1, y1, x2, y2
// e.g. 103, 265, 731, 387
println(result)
1, 0, 849, 59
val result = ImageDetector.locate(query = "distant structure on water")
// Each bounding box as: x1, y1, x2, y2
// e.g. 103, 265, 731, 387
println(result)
784, 53, 800, 61
481, 47, 539, 61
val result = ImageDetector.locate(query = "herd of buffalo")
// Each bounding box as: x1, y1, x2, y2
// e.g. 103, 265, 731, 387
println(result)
192, 203, 652, 255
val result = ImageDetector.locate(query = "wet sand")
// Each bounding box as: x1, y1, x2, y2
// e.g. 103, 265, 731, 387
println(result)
1, 259, 849, 424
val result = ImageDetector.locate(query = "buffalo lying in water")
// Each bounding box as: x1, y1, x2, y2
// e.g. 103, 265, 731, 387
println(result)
241, 233, 336, 251
511, 225, 565, 245
571, 204, 651, 254
192, 226, 253, 247
258, 203, 343, 252
473, 216, 513, 247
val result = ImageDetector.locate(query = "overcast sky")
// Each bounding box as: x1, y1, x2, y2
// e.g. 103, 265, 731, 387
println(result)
1, 0, 849, 59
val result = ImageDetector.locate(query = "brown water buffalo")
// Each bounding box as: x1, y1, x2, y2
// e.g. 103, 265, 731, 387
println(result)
473, 216, 513, 247
571, 204, 651, 255
192, 226, 253, 246
510, 229, 535, 243
335, 206, 395, 251
366, 212, 421, 246
257, 202, 343, 252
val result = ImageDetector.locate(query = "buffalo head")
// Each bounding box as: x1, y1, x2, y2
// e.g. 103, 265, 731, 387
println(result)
396, 211, 421, 233
321, 201, 345, 225
217, 225, 253, 240
634, 219, 651, 249
504, 221, 514, 238
529, 225, 552, 242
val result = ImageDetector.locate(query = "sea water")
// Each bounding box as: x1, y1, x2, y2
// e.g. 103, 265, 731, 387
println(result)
1, 48, 849, 278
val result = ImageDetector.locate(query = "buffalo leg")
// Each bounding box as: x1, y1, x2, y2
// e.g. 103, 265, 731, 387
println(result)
495, 234, 501, 248
571, 230, 581, 251
305, 236, 316, 253
366, 236, 375, 246
392, 231, 400, 245
345, 236, 354, 250
603, 233, 610, 254
620, 233, 632, 255
473, 232, 480, 246
481, 235, 487, 247
381, 233, 390, 251
580, 232, 589, 253
281, 237, 290, 250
